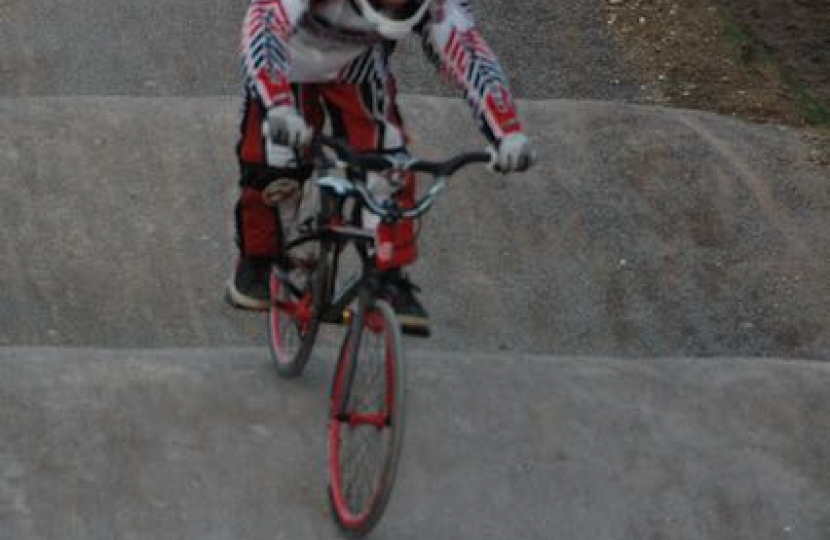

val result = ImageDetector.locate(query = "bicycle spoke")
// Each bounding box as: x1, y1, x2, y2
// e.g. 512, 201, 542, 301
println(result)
329, 300, 404, 535
340, 424, 388, 513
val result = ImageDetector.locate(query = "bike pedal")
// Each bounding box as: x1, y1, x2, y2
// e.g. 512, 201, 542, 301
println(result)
400, 322, 430, 338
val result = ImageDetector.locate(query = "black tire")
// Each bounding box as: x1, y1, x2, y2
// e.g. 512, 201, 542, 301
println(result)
267, 246, 330, 378
327, 298, 405, 537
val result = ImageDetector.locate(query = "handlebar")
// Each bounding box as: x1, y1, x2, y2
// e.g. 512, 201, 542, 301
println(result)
312, 135, 493, 220
313, 135, 493, 179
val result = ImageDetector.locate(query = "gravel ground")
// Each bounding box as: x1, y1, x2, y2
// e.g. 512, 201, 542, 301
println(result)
394, 0, 642, 100
0, 0, 640, 100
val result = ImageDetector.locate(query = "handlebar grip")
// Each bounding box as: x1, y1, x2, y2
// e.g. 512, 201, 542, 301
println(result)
407, 152, 493, 176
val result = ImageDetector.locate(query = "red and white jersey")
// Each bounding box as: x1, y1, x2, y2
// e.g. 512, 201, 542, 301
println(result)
241, 0, 523, 141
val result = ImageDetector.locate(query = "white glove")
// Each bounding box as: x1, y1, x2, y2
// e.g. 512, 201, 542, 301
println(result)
264, 105, 312, 148
495, 133, 536, 173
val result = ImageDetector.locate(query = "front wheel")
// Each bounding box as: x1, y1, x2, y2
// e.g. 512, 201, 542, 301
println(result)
327, 298, 405, 537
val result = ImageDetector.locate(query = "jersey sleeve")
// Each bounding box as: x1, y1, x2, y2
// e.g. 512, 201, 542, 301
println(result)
241, 0, 309, 109
418, 0, 523, 143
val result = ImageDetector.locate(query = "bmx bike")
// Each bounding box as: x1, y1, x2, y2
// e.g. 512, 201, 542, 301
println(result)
267, 135, 491, 537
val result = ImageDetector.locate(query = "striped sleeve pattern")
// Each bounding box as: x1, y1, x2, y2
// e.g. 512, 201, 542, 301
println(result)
336, 45, 392, 84
420, 0, 522, 142
241, 0, 307, 108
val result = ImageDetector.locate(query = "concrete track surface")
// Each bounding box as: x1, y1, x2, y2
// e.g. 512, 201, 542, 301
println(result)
1, 96, 827, 357
1, 348, 828, 540
1, 94, 828, 540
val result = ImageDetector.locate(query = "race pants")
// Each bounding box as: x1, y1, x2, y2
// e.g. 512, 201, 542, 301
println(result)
234, 78, 418, 269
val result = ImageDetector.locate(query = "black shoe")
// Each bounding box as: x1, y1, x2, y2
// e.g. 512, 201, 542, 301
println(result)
227, 257, 271, 311
383, 271, 430, 337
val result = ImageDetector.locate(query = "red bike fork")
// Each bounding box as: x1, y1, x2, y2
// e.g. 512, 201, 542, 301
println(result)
334, 302, 392, 427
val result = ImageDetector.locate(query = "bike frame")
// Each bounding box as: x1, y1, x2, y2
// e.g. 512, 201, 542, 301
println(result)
276, 135, 491, 424
281, 183, 388, 419
282, 205, 380, 324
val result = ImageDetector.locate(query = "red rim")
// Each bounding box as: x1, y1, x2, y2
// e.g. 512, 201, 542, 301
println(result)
269, 270, 312, 364
327, 311, 396, 530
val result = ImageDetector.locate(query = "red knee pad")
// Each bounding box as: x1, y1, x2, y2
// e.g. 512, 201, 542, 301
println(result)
237, 187, 280, 258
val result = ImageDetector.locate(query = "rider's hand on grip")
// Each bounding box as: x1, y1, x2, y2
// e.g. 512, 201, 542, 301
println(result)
264, 105, 312, 148
494, 133, 536, 173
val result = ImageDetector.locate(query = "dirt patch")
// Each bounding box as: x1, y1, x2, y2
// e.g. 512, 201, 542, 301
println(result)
724, 0, 830, 103
605, 0, 830, 132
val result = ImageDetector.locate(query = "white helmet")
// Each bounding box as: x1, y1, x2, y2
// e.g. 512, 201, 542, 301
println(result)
353, 0, 433, 40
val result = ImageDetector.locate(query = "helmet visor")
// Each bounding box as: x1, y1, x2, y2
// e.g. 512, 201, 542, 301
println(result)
367, 0, 427, 20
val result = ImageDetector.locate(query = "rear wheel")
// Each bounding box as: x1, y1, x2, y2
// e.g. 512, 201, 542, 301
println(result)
267, 248, 329, 378
327, 298, 405, 537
